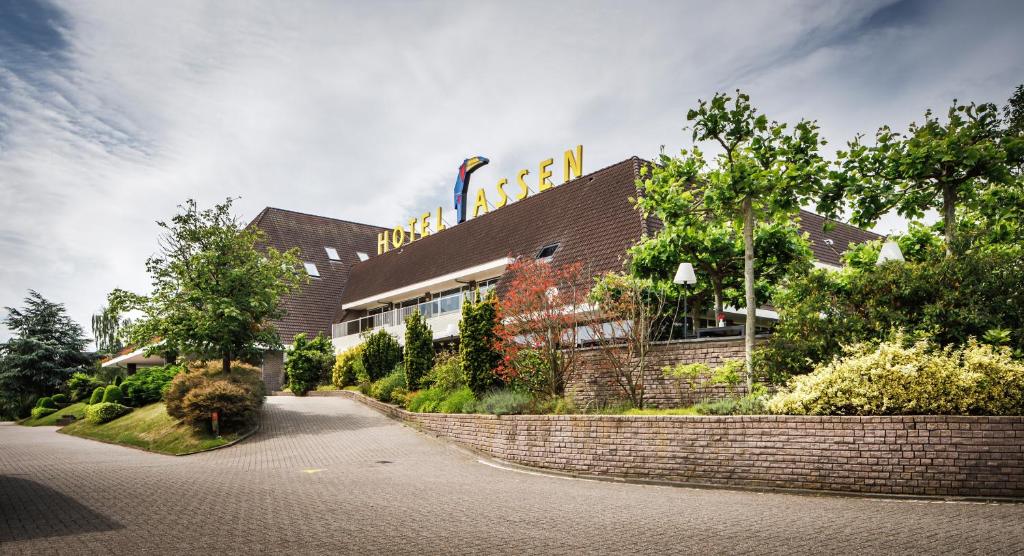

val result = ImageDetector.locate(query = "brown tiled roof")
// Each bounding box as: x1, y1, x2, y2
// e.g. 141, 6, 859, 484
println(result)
248, 207, 385, 343
339, 157, 649, 308
336, 157, 882, 315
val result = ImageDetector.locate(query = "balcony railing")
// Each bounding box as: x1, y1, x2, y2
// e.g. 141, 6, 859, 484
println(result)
333, 291, 465, 339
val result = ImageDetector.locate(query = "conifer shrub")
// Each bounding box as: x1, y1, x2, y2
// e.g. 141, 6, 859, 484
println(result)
101, 385, 123, 404
284, 333, 334, 396
332, 345, 364, 388
165, 362, 265, 431
89, 386, 105, 405
403, 310, 435, 389
67, 372, 105, 402
361, 329, 402, 381
85, 402, 132, 424
461, 293, 502, 394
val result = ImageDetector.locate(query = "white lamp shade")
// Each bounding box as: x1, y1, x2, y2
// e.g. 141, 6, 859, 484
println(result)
877, 241, 905, 265
673, 262, 697, 285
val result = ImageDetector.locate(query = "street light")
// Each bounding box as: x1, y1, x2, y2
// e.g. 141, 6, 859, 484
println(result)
673, 262, 697, 338
876, 241, 905, 265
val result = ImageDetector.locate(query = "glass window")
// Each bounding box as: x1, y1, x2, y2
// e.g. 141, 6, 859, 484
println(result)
304, 262, 320, 277
325, 247, 340, 261
537, 243, 559, 259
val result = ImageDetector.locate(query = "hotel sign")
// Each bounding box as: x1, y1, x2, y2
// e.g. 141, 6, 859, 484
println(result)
377, 145, 583, 255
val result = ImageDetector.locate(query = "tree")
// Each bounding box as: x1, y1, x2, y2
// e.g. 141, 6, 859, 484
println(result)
284, 333, 334, 396
91, 305, 131, 355
0, 291, 90, 418
635, 91, 827, 390
587, 273, 672, 409
496, 259, 588, 397
109, 198, 304, 373
403, 310, 434, 389
821, 100, 1021, 256
461, 291, 502, 395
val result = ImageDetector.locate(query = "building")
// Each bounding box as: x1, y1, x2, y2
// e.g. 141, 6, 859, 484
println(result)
251, 156, 880, 390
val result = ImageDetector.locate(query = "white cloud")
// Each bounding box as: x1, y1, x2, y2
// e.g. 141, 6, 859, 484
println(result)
1, 0, 1022, 340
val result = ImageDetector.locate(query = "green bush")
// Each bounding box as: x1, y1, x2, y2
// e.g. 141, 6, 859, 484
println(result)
370, 368, 407, 404
332, 345, 364, 388
50, 394, 69, 406
101, 385, 123, 404
406, 387, 447, 413
88, 386, 105, 405
423, 350, 466, 391
285, 333, 335, 396
693, 393, 767, 415
361, 329, 402, 381
31, 406, 58, 419
85, 402, 132, 424
502, 349, 548, 394
164, 362, 265, 429
437, 386, 477, 413
36, 396, 56, 409
403, 310, 435, 388
120, 365, 181, 407
67, 372, 105, 402
357, 381, 372, 397
113, 375, 123, 387
461, 292, 502, 394
767, 335, 1024, 416
476, 389, 533, 416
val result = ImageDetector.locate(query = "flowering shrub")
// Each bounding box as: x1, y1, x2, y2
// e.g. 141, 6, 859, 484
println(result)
767, 336, 1024, 415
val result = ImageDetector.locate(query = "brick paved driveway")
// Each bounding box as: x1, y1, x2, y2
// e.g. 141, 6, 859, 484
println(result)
2, 396, 1022, 555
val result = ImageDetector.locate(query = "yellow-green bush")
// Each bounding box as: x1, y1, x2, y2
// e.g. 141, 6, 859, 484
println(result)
767, 336, 1024, 416
332, 345, 364, 388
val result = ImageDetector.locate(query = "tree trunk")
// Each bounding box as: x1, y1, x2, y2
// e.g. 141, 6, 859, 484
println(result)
942, 183, 957, 257
742, 197, 756, 392
222, 353, 231, 374
713, 279, 724, 323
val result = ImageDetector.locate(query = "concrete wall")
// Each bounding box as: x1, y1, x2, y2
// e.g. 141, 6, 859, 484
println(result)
340, 391, 1024, 499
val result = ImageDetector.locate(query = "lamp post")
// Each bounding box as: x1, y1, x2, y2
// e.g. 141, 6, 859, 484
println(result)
673, 262, 697, 338
876, 240, 905, 265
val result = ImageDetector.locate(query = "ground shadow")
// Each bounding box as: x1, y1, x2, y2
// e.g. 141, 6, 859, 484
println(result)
0, 475, 122, 542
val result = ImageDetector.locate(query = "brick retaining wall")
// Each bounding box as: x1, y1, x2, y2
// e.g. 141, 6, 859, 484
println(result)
338, 391, 1024, 499
569, 337, 763, 408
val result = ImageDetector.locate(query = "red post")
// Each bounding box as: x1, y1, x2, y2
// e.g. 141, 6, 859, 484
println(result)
211, 410, 220, 436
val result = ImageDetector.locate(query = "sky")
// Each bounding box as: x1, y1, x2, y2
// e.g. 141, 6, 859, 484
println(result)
1, 0, 1022, 343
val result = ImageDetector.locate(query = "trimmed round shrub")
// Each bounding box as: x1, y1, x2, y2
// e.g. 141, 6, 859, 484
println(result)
165, 362, 265, 429
101, 385, 123, 404
67, 372, 104, 402
36, 396, 56, 409
51, 394, 69, 406
85, 402, 132, 424
181, 380, 259, 433
31, 406, 58, 419
121, 365, 181, 407
370, 368, 407, 404
438, 386, 476, 414
767, 336, 1024, 416
89, 386, 105, 405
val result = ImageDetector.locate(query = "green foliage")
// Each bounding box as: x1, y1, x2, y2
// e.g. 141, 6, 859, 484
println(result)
501, 349, 548, 394
284, 333, 334, 396
406, 387, 447, 413
438, 386, 477, 413
767, 336, 1024, 416
164, 362, 264, 431
108, 198, 305, 373
476, 389, 533, 416
89, 386, 105, 405
663, 362, 709, 391
460, 292, 502, 395
423, 350, 466, 391
361, 329, 402, 382
0, 291, 91, 419
709, 360, 744, 391
841, 221, 944, 270
30, 406, 58, 419
113, 375, 122, 387
120, 365, 181, 407
36, 396, 56, 409
85, 402, 133, 424
91, 305, 131, 356
332, 345, 364, 388
369, 368, 407, 404
403, 310, 434, 389
692, 391, 767, 415
50, 394, 68, 406
67, 372, 105, 402
101, 385, 123, 404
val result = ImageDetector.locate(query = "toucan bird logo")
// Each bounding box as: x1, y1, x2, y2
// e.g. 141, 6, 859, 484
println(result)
453, 156, 489, 224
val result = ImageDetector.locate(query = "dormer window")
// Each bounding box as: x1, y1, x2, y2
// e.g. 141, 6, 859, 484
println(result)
304, 262, 320, 277
356, 251, 369, 262
537, 243, 559, 260
325, 247, 340, 261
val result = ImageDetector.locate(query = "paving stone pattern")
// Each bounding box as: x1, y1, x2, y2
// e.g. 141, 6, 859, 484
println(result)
2, 398, 1023, 555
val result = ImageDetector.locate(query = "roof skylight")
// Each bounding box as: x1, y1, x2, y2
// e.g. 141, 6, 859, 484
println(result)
325, 247, 340, 261
537, 243, 559, 260
356, 251, 369, 262
304, 262, 320, 277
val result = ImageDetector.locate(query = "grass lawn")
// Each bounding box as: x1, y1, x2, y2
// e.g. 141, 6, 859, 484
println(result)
19, 402, 89, 426
60, 403, 245, 455
621, 407, 700, 416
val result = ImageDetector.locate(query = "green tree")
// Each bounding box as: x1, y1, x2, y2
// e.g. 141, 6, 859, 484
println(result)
636, 91, 827, 389
109, 198, 304, 373
403, 310, 434, 389
284, 333, 334, 396
0, 291, 91, 418
461, 291, 502, 395
360, 329, 402, 381
91, 305, 130, 355
821, 100, 1021, 256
